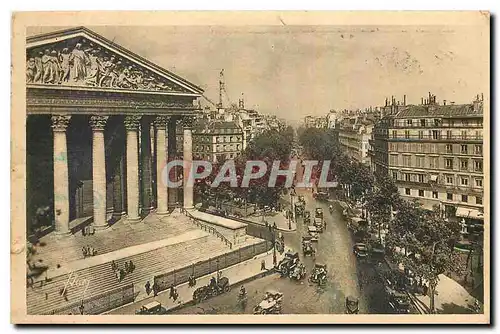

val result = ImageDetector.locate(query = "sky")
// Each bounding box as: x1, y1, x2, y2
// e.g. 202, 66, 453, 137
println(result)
27, 25, 489, 122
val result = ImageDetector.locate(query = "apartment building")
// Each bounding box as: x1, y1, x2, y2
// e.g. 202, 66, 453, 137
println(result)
338, 117, 374, 165
369, 93, 484, 233
177, 120, 244, 163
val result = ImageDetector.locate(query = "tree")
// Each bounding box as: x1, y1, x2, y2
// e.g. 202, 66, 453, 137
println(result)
388, 203, 462, 313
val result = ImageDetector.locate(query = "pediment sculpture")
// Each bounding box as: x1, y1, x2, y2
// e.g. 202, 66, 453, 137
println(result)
26, 37, 190, 93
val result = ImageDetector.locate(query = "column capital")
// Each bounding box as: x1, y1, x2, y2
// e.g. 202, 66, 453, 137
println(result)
89, 115, 109, 131
51, 115, 71, 132
153, 115, 170, 128
181, 116, 196, 129
124, 115, 141, 131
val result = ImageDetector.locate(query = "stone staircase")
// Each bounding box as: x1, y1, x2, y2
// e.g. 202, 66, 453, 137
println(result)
31, 213, 198, 268
27, 232, 230, 315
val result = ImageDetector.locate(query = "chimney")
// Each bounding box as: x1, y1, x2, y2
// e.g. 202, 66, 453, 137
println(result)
481, 93, 484, 101
421, 97, 424, 105
443, 100, 447, 105
403, 94, 406, 106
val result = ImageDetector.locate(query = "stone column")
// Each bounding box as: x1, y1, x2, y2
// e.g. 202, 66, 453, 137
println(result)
112, 152, 126, 220
89, 115, 109, 230
51, 115, 71, 235
168, 117, 179, 207
140, 117, 153, 216
182, 117, 195, 210
154, 116, 169, 215
124, 115, 141, 222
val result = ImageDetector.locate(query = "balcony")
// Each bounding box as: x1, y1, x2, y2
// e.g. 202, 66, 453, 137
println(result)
390, 134, 483, 142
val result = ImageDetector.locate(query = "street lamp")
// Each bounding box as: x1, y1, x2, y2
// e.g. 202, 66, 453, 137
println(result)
289, 192, 293, 230
272, 224, 277, 266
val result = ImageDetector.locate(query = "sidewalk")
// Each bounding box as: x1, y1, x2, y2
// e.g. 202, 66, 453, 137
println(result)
106, 249, 282, 314
244, 212, 297, 232
413, 274, 481, 314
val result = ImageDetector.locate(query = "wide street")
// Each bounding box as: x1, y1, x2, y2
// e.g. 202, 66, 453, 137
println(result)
172, 189, 409, 314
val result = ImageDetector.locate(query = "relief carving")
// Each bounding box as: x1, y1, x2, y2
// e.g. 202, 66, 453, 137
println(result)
26, 38, 190, 93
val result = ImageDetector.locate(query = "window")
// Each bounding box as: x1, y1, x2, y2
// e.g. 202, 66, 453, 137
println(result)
418, 131, 424, 139
405, 188, 411, 195
432, 130, 440, 139
474, 145, 482, 155
461, 145, 468, 154
407, 119, 413, 126
236, 144, 240, 150
420, 119, 426, 127
446, 130, 452, 139
446, 175, 454, 184
392, 171, 398, 180
429, 157, 438, 169
405, 130, 410, 139
461, 177, 469, 186
416, 156, 424, 168
447, 193, 453, 200
418, 174, 424, 183
430, 144, 437, 153
445, 158, 454, 169
417, 143, 423, 152
476, 196, 483, 205
405, 173, 411, 182
475, 131, 481, 140
432, 191, 438, 199
474, 160, 483, 172
418, 189, 424, 197
461, 131, 467, 140
230, 136, 233, 142
461, 195, 468, 203
475, 178, 483, 187
460, 159, 468, 171
462, 119, 469, 126
434, 119, 441, 126
392, 130, 397, 139
446, 144, 453, 153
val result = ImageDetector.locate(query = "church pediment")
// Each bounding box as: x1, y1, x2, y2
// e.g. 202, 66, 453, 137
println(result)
26, 27, 203, 95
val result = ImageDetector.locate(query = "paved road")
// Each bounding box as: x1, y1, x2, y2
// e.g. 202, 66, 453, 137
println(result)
171, 189, 409, 314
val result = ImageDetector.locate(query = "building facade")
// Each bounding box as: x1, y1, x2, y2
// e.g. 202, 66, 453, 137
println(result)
176, 120, 244, 163
26, 27, 203, 236
338, 118, 374, 165
369, 94, 484, 234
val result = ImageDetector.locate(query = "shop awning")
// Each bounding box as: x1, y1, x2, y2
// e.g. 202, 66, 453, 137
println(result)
456, 207, 484, 220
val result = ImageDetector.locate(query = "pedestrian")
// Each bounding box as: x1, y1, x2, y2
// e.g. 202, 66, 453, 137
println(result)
261, 259, 266, 271
129, 260, 135, 273
217, 270, 222, 281
82, 246, 87, 258
152, 282, 159, 297
145, 281, 151, 295
273, 222, 277, 230
119, 268, 125, 282
86, 245, 92, 257
125, 261, 129, 273
111, 260, 117, 272
45, 292, 48, 300
423, 284, 428, 296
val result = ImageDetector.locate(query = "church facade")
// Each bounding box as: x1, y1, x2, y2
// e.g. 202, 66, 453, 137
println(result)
26, 27, 202, 237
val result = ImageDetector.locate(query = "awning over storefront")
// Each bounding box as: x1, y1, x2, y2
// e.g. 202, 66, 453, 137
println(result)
456, 207, 484, 220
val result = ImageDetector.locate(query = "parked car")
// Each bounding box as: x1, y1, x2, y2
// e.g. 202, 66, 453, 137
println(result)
353, 243, 369, 259
307, 225, 319, 242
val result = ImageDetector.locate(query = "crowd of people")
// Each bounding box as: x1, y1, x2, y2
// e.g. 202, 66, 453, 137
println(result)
82, 245, 97, 258
111, 259, 135, 282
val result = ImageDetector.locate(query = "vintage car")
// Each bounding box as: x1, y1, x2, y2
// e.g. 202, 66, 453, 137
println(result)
289, 263, 307, 281
313, 192, 329, 201
253, 290, 283, 314
276, 251, 300, 276
314, 217, 324, 232
370, 243, 386, 263
135, 301, 167, 315
315, 207, 324, 219
302, 236, 316, 256
353, 243, 369, 259
307, 225, 319, 242
309, 263, 328, 286
295, 202, 305, 217
298, 195, 305, 204
303, 210, 311, 224
388, 292, 411, 314
348, 217, 369, 232
193, 276, 230, 303
345, 295, 360, 314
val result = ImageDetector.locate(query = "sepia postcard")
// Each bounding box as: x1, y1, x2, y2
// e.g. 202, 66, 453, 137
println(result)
11, 11, 490, 324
